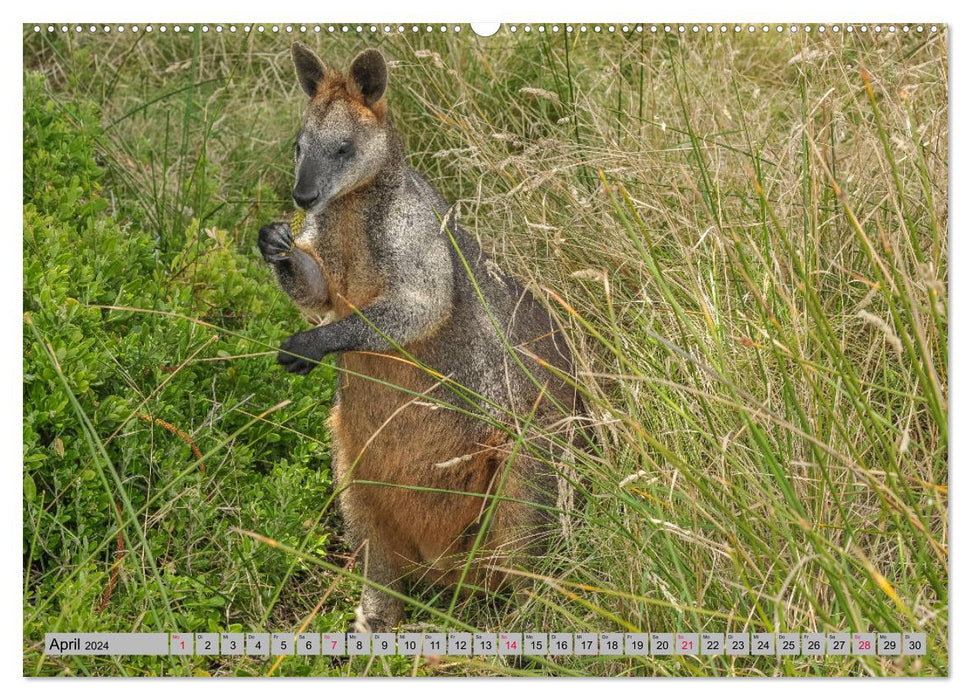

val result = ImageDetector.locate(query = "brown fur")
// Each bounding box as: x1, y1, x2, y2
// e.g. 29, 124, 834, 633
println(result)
310, 70, 387, 123
293, 192, 383, 321
329, 341, 551, 600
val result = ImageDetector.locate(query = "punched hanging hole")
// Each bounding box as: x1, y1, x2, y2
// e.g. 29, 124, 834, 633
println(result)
471, 22, 501, 37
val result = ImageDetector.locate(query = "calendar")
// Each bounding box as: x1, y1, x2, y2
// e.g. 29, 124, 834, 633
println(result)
43, 631, 927, 658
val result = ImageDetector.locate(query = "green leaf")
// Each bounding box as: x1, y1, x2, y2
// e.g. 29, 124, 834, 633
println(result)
23, 474, 37, 502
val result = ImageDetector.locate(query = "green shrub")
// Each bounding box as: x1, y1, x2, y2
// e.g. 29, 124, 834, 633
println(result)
24, 72, 342, 675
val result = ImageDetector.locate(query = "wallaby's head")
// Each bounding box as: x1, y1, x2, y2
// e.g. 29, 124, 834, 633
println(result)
290, 43, 396, 212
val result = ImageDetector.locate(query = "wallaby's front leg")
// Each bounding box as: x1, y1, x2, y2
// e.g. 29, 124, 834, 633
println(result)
258, 222, 329, 311
277, 285, 450, 374
275, 237, 453, 375
277, 294, 433, 375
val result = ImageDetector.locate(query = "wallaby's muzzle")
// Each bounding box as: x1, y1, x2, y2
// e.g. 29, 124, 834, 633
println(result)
293, 157, 324, 210
292, 185, 321, 210
294, 154, 343, 211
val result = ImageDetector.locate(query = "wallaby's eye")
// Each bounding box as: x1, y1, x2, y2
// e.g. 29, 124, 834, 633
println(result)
336, 140, 355, 158
293, 141, 301, 159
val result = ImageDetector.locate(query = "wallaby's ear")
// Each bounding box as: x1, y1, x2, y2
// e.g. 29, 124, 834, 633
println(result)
292, 42, 326, 97
348, 49, 388, 107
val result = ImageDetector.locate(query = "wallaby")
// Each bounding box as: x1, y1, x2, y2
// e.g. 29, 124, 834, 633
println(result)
258, 43, 581, 631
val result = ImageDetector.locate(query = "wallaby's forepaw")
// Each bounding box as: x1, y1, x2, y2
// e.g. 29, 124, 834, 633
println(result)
258, 222, 294, 262
277, 328, 325, 375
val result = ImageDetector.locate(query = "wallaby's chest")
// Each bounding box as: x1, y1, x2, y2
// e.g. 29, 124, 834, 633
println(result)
297, 203, 383, 320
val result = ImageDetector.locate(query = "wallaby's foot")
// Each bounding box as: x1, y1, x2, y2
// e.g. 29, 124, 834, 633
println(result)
360, 585, 404, 633
361, 613, 400, 633
258, 222, 294, 262
277, 328, 325, 375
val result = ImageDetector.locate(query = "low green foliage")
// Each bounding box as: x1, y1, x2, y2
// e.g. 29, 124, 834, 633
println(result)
23, 69, 344, 676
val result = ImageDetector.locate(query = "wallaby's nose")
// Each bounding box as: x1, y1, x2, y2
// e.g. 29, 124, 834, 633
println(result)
293, 187, 321, 210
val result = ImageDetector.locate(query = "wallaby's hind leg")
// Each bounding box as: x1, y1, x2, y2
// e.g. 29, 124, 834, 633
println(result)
330, 410, 406, 632
358, 547, 405, 632
472, 454, 559, 593
340, 503, 405, 631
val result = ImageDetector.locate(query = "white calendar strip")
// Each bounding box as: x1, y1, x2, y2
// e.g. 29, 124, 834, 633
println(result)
44, 631, 927, 657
